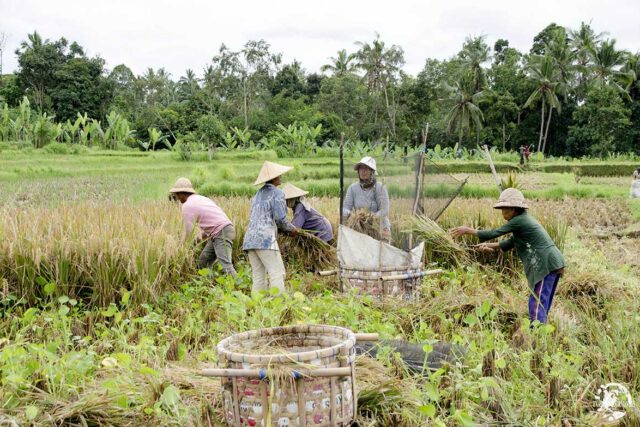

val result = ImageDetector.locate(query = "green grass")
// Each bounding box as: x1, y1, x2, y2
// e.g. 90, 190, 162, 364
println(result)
2, 149, 640, 425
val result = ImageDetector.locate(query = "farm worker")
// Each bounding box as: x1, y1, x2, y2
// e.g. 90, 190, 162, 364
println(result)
169, 177, 237, 278
342, 156, 391, 241
282, 183, 333, 243
450, 188, 565, 324
631, 168, 640, 198
242, 161, 298, 294
518, 146, 525, 165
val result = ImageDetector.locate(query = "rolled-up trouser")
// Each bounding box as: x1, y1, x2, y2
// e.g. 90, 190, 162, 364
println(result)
529, 272, 561, 324
198, 224, 237, 278
247, 249, 286, 294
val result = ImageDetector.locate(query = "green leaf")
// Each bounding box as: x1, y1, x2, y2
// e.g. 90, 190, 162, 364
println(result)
23, 307, 39, 322
463, 314, 477, 326
58, 306, 70, 316
160, 385, 181, 407
114, 353, 132, 367
139, 365, 159, 376
25, 405, 38, 420
424, 383, 440, 402
496, 358, 506, 369
43, 282, 56, 296
58, 296, 69, 304
121, 289, 131, 306
419, 404, 436, 417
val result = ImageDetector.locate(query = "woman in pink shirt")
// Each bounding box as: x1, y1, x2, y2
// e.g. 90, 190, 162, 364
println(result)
169, 177, 237, 278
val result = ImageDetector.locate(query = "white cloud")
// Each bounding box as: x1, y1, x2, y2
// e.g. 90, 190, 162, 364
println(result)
1, 0, 638, 79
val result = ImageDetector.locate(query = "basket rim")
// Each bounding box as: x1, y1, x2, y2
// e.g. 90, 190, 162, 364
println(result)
217, 324, 356, 364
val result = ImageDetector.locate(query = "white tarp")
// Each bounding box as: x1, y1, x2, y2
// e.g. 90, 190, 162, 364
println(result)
337, 225, 424, 270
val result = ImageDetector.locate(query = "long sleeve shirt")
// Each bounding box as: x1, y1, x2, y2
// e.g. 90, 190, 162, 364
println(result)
342, 181, 390, 229
291, 202, 333, 242
477, 212, 565, 288
242, 184, 294, 251
181, 194, 232, 239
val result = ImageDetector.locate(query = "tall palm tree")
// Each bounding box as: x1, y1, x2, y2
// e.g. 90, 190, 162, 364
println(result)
459, 35, 490, 92
443, 71, 485, 147
320, 49, 356, 77
545, 29, 575, 89
178, 69, 200, 100
622, 52, 640, 99
355, 35, 404, 143
587, 39, 633, 94
569, 22, 605, 97
524, 55, 564, 153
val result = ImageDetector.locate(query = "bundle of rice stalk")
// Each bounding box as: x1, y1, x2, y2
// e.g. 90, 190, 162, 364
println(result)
355, 356, 426, 426
278, 231, 337, 272
346, 209, 381, 240
411, 215, 470, 267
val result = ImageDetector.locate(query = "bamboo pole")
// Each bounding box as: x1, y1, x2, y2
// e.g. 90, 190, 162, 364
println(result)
318, 269, 337, 276
483, 144, 503, 192
201, 367, 353, 378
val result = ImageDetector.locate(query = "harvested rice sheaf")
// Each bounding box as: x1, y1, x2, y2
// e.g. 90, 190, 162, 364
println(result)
278, 230, 337, 272
411, 215, 471, 267
346, 209, 382, 240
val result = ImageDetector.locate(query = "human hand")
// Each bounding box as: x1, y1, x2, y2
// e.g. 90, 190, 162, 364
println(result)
449, 226, 474, 238
290, 227, 299, 236
474, 243, 497, 253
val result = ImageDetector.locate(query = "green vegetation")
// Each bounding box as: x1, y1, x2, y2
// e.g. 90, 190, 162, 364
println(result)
2, 22, 640, 159
1, 149, 639, 424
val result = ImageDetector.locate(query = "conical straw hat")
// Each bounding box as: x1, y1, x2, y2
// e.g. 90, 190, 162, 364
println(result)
493, 188, 528, 209
282, 183, 308, 199
253, 161, 293, 185
169, 177, 196, 194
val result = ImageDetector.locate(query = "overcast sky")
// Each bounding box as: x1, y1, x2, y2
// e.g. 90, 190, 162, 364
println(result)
1, 0, 639, 79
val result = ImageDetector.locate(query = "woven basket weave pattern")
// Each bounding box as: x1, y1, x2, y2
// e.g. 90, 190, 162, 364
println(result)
340, 266, 421, 299
217, 325, 356, 426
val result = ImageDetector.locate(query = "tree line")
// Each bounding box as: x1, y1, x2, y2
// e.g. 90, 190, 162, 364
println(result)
0, 23, 639, 157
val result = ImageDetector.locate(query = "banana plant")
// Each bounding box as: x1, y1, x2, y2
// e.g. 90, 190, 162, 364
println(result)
31, 112, 56, 148
147, 127, 168, 151
0, 103, 10, 141
231, 126, 252, 148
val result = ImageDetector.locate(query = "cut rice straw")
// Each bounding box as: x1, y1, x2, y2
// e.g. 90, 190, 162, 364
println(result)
410, 215, 471, 267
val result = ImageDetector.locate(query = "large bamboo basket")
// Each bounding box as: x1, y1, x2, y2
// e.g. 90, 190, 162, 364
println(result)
340, 265, 423, 300
203, 325, 362, 427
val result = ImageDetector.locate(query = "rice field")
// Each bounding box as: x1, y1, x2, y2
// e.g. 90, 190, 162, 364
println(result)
0, 150, 639, 426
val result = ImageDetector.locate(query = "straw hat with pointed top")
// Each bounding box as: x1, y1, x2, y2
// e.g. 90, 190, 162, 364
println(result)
253, 161, 293, 185
282, 183, 308, 200
493, 188, 528, 209
169, 177, 196, 194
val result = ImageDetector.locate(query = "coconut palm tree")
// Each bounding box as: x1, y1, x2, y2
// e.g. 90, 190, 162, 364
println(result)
459, 35, 490, 92
320, 49, 357, 77
524, 55, 564, 153
178, 69, 200, 100
587, 39, 633, 94
443, 71, 485, 147
355, 35, 404, 143
569, 22, 605, 98
545, 29, 575, 90
622, 52, 640, 99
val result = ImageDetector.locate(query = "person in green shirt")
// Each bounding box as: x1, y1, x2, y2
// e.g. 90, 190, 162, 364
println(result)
450, 188, 565, 324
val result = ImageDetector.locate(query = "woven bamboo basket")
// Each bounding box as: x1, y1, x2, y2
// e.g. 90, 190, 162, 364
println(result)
340, 265, 423, 300
206, 325, 358, 427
